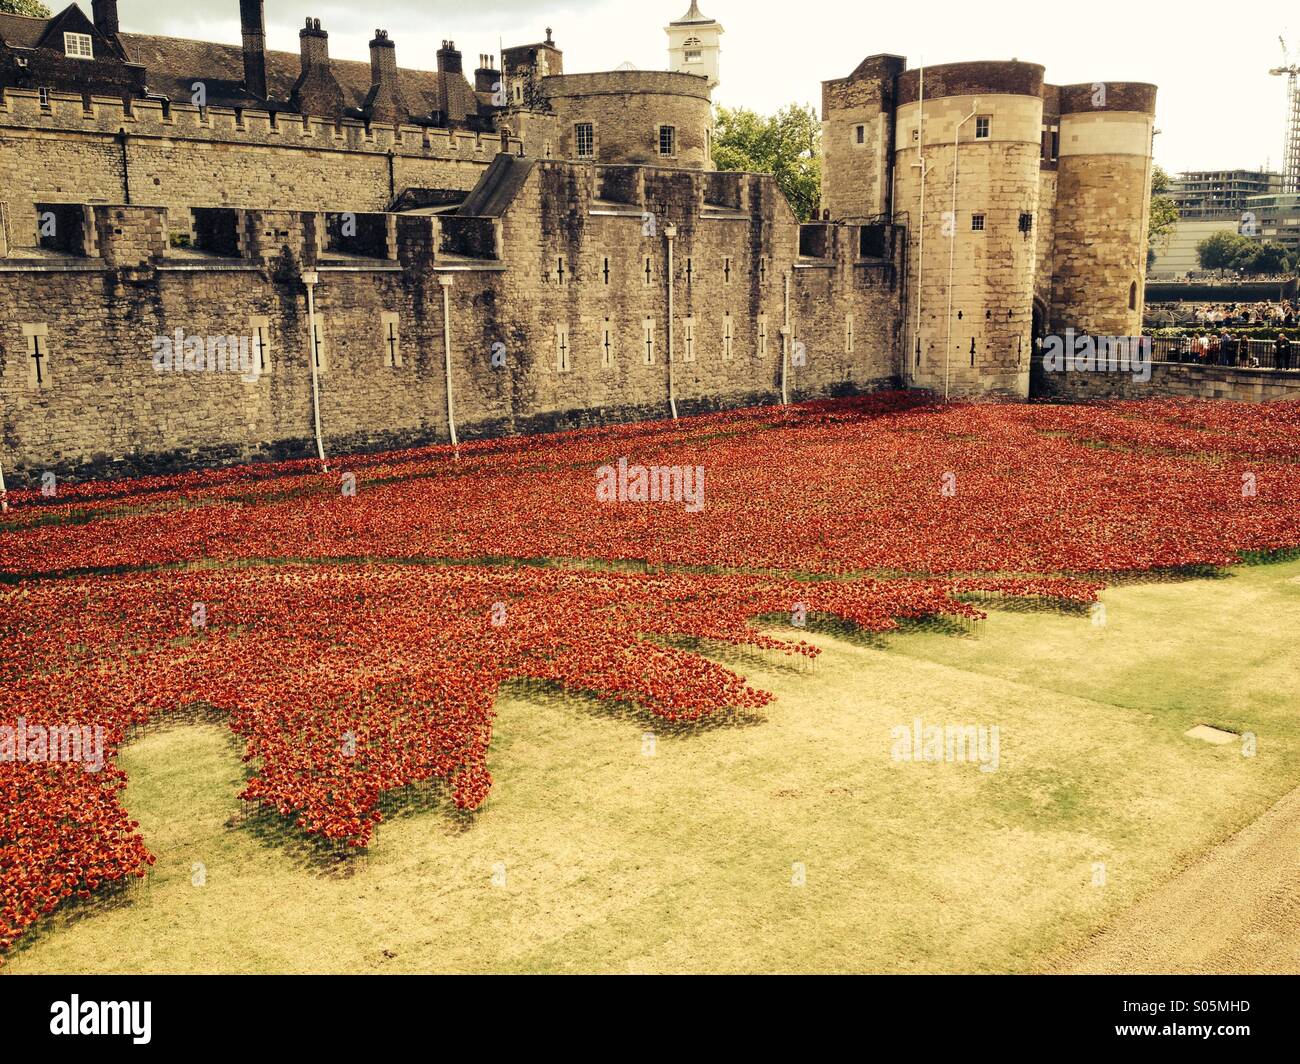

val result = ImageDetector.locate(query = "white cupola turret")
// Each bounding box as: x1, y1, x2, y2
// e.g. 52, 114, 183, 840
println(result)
666, 2, 723, 90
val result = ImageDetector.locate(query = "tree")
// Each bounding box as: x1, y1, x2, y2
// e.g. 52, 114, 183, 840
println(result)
1147, 165, 1178, 270
0, 1, 53, 16
1235, 240, 1291, 276
1197, 231, 1247, 273
713, 103, 821, 222
1197, 231, 1295, 276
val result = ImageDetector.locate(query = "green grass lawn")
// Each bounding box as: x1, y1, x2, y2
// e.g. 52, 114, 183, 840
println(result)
9, 559, 1300, 974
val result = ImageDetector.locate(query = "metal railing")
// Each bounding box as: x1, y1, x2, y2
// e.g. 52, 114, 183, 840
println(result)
1149, 336, 1299, 371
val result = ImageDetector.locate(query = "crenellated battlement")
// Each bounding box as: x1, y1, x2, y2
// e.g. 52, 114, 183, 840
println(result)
0, 87, 521, 159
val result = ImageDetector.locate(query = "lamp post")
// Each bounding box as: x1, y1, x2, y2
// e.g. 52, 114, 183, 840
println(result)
944, 100, 979, 401
302, 270, 329, 472
664, 223, 678, 420
911, 62, 927, 386
439, 274, 459, 451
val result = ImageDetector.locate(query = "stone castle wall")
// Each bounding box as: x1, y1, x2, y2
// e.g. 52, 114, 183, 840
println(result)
0, 164, 903, 482
0, 88, 516, 247
1032, 360, 1300, 403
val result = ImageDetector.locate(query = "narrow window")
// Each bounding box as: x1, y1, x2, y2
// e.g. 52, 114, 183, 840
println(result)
722, 313, 734, 361
1019, 211, 1034, 234
311, 319, 328, 373
38, 87, 51, 110
555, 256, 567, 286
642, 318, 655, 365
974, 116, 990, 140
659, 125, 676, 157
601, 317, 615, 369
23, 324, 51, 389
759, 257, 769, 285
602, 256, 611, 285
845, 314, 855, 356
971, 213, 986, 232
250, 316, 272, 374
855, 124, 866, 145
723, 256, 732, 285
575, 123, 594, 158
682, 316, 696, 363
1129, 281, 1138, 311
556, 324, 571, 372
757, 315, 768, 358
381, 311, 402, 368
643, 255, 654, 287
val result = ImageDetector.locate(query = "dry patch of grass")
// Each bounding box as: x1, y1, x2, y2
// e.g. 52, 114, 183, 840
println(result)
9, 559, 1300, 974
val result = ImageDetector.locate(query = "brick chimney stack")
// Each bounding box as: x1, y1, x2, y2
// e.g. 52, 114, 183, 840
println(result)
292, 18, 346, 120
437, 40, 463, 75
366, 29, 408, 124
91, 0, 120, 37
239, 0, 268, 100
475, 54, 500, 95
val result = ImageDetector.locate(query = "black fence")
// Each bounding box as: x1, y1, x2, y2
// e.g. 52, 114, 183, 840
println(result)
1149, 336, 1299, 371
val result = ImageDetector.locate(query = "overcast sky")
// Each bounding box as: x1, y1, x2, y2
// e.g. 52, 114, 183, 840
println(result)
108, 0, 1291, 175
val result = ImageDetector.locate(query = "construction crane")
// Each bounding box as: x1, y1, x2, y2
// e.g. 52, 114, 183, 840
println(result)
1270, 36, 1300, 193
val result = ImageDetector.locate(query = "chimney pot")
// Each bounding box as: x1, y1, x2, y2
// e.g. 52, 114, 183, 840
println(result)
91, 0, 120, 37
240, 1, 268, 99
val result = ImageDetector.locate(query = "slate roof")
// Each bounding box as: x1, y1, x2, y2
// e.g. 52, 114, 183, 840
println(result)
0, 8, 482, 123
0, 13, 48, 50
117, 33, 480, 121
457, 155, 534, 217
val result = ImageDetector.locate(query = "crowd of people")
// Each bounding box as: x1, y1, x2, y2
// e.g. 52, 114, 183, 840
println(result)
1144, 300, 1298, 329
1160, 332, 1293, 369
1143, 300, 1298, 370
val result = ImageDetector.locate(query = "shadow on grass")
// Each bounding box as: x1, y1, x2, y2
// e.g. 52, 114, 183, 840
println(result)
500, 676, 768, 735
4, 874, 148, 967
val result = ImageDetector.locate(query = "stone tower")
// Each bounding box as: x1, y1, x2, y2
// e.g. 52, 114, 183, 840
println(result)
891, 61, 1045, 398
667, 2, 723, 89
1049, 83, 1158, 338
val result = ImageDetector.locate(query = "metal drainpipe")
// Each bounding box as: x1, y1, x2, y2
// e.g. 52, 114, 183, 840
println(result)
664, 223, 678, 419
780, 271, 791, 405
302, 270, 329, 472
117, 129, 131, 204
911, 64, 926, 386
944, 100, 979, 401
0, 445, 8, 513
439, 274, 459, 452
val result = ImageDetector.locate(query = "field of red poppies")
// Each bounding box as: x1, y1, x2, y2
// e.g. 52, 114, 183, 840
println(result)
2, 391, 1298, 962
